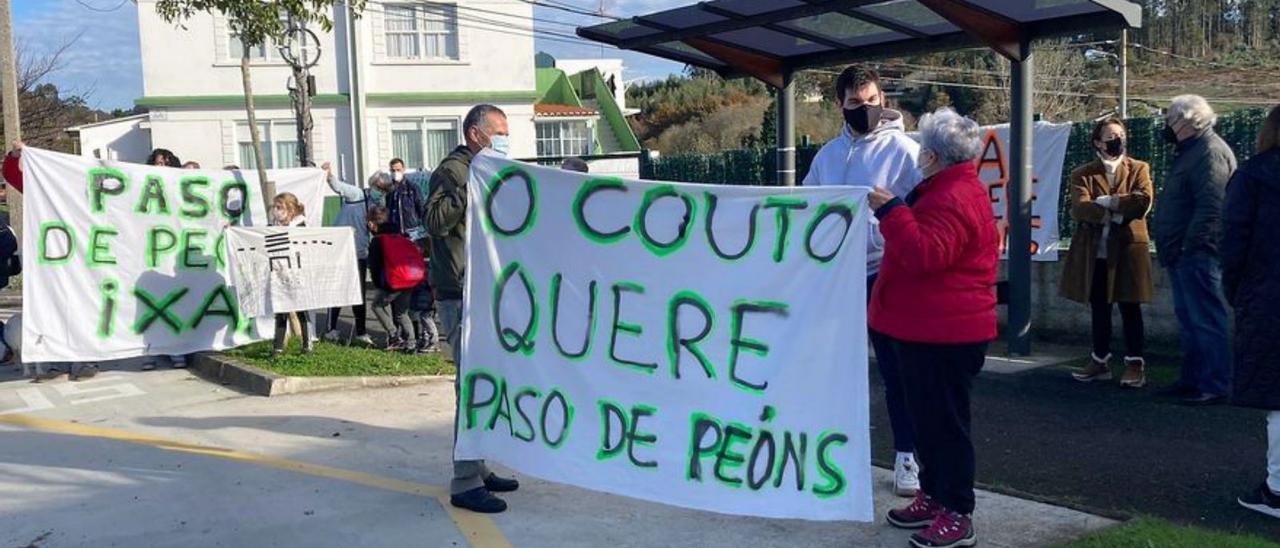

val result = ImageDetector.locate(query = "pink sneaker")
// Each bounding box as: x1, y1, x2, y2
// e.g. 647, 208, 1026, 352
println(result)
909, 510, 977, 548
887, 492, 942, 529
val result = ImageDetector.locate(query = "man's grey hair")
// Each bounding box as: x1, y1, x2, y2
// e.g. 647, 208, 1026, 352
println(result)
560, 157, 589, 173
919, 107, 983, 167
1168, 94, 1217, 131
463, 104, 506, 135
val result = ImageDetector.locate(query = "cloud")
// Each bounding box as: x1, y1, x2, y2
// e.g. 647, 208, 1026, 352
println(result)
15, 0, 142, 110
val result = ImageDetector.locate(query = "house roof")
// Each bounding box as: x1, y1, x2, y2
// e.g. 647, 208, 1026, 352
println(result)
535, 104, 599, 117
577, 0, 1141, 83
65, 113, 149, 133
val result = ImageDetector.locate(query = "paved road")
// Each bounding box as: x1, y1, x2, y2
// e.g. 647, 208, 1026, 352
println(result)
867, 359, 1280, 539
0, 365, 1113, 548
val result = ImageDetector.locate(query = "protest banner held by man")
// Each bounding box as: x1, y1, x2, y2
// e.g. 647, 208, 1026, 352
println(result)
425, 103, 520, 514
1151, 95, 1236, 406
802, 65, 923, 497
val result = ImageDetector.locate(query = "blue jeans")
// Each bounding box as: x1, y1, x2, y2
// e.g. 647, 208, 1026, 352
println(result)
868, 275, 916, 453
1168, 254, 1232, 396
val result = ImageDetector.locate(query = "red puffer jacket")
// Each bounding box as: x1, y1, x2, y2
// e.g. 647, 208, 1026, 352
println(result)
2, 152, 21, 193
869, 161, 999, 344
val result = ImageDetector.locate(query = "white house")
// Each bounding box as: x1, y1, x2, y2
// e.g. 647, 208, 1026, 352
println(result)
96, 1, 640, 184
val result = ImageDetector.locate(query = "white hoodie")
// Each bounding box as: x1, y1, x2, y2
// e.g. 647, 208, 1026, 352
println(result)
802, 109, 921, 276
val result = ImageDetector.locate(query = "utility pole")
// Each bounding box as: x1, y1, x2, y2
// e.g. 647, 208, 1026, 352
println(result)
0, 0, 21, 242
282, 15, 320, 167
1119, 29, 1129, 119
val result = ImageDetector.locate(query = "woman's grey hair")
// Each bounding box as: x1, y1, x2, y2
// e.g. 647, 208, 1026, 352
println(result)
919, 107, 983, 167
367, 171, 391, 188
1168, 94, 1217, 131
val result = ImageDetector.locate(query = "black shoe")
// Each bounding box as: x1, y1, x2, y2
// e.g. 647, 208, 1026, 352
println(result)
1239, 483, 1280, 519
1155, 383, 1198, 399
1178, 393, 1226, 406
484, 473, 520, 493
449, 487, 507, 513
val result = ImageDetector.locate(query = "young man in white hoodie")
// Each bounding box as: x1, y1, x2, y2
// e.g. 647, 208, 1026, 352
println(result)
802, 66, 923, 497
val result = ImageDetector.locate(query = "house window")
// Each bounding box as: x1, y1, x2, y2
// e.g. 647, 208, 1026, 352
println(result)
391, 118, 460, 170
237, 121, 299, 169
536, 121, 592, 157
384, 3, 459, 60
228, 33, 276, 61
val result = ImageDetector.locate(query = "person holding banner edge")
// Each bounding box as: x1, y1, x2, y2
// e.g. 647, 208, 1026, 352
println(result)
869, 107, 998, 548
425, 104, 520, 514
801, 65, 923, 498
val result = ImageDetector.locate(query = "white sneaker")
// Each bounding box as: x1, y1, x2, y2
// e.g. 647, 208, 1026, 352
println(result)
353, 334, 375, 347
322, 329, 341, 343
894, 453, 921, 497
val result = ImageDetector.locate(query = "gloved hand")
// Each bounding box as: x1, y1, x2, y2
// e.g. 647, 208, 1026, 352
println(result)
1095, 195, 1118, 211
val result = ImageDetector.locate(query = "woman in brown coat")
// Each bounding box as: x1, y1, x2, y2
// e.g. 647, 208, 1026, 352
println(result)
1061, 117, 1155, 388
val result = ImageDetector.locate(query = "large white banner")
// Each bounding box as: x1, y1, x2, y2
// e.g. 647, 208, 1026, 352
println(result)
21, 147, 332, 362
225, 227, 362, 317
455, 152, 873, 521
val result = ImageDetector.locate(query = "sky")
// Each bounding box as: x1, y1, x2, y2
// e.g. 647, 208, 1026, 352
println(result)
12, 0, 688, 112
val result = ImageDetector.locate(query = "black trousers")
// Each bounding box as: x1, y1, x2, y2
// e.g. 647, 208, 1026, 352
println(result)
1089, 259, 1144, 359
894, 338, 988, 515
328, 259, 369, 336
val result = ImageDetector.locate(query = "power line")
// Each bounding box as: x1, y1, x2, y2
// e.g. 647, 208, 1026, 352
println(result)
514, 0, 622, 21
354, 2, 615, 49
76, 0, 128, 12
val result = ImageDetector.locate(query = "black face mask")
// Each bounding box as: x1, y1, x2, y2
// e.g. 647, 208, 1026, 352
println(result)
844, 103, 884, 135
1103, 137, 1125, 158
1162, 124, 1179, 144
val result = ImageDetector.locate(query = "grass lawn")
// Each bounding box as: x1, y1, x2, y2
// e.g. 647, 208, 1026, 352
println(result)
224, 340, 455, 377
1061, 517, 1280, 548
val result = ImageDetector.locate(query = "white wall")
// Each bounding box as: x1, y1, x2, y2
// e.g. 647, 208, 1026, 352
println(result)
586, 157, 639, 179
77, 117, 153, 163
136, 1, 343, 97
136, 1, 535, 99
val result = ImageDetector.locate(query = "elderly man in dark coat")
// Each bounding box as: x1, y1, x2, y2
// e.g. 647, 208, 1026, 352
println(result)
1151, 95, 1237, 406
1228, 106, 1280, 519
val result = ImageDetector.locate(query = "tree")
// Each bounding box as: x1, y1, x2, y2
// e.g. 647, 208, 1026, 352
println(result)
154, 0, 366, 210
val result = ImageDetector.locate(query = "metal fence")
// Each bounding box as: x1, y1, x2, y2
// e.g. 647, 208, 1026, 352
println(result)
639, 107, 1271, 239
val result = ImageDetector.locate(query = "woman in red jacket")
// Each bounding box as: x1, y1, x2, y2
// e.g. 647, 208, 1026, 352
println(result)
869, 107, 998, 548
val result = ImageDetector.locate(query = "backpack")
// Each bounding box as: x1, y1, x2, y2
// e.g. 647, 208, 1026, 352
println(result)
380, 234, 426, 291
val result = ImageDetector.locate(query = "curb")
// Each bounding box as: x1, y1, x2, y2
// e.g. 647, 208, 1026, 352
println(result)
190, 352, 452, 397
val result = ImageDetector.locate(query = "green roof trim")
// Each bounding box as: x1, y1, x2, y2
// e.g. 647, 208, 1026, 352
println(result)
367, 90, 539, 104
136, 94, 350, 108
534, 68, 582, 107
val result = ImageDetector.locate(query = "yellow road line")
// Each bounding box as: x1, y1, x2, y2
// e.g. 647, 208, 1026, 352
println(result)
0, 413, 512, 548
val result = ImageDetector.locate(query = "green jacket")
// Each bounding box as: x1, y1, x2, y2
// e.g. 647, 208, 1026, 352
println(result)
425, 145, 475, 300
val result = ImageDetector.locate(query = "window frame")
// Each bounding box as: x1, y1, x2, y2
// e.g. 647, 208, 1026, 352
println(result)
236, 120, 301, 170
389, 116, 463, 170
535, 119, 595, 158
379, 2, 462, 64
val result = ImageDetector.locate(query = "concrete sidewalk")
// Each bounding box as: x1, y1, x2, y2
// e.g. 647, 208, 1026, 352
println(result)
0, 369, 1115, 548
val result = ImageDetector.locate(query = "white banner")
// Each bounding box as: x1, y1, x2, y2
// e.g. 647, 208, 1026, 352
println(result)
975, 121, 1071, 262
21, 147, 332, 362
455, 152, 873, 521
225, 227, 362, 317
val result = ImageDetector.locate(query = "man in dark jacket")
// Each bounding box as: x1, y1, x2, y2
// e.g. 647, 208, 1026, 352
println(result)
425, 103, 519, 514
375, 158, 428, 245
1151, 95, 1237, 406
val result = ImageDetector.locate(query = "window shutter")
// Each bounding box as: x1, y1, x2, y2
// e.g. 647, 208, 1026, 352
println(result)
370, 6, 386, 61
377, 117, 391, 166
213, 15, 229, 61
453, 5, 467, 62
221, 120, 237, 167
